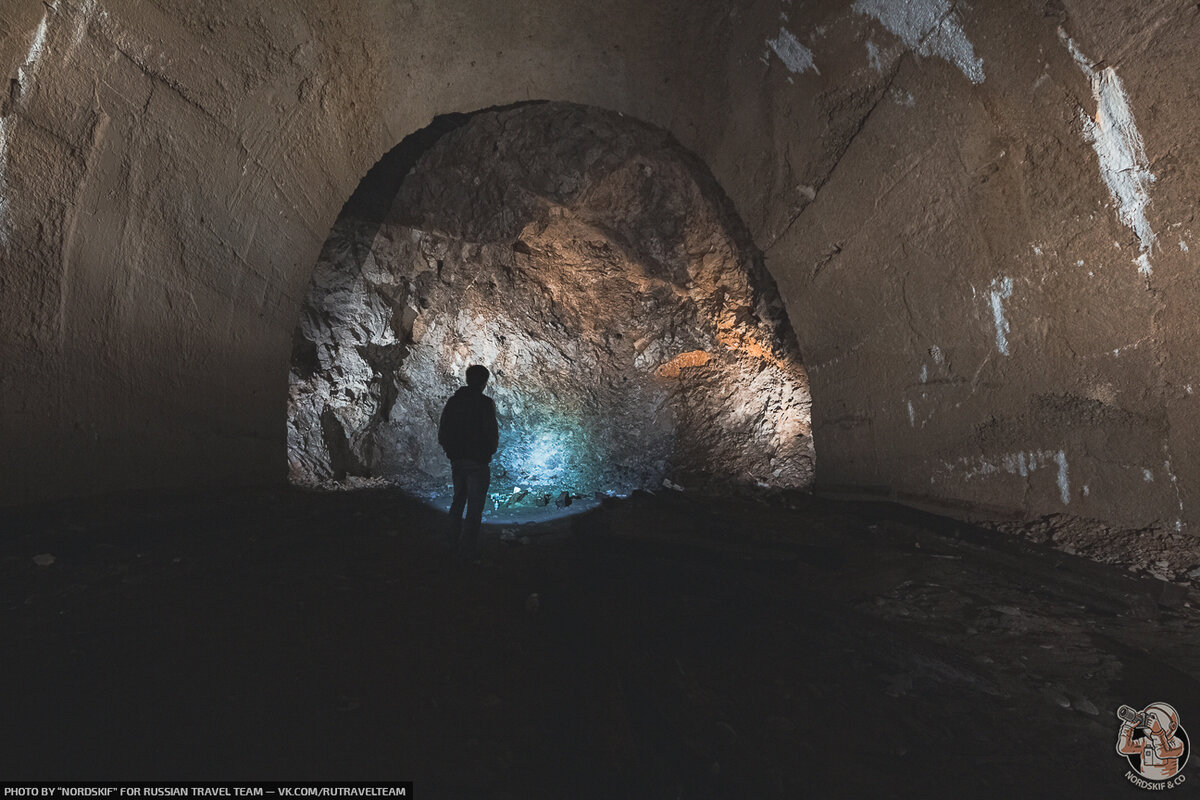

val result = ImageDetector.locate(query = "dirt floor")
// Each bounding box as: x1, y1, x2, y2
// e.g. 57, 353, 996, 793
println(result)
3, 487, 1199, 798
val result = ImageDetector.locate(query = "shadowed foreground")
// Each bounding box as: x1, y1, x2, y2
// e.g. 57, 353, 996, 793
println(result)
3, 488, 1198, 797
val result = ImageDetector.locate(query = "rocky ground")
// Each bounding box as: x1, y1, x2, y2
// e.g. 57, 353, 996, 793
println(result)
990, 513, 1200, 586
3, 488, 1199, 798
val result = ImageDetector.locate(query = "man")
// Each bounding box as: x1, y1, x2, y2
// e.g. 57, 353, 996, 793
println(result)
438, 364, 499, 559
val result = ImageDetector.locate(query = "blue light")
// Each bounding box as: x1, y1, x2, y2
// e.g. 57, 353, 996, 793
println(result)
526, 433, 563, 478
419, 411, 630, 522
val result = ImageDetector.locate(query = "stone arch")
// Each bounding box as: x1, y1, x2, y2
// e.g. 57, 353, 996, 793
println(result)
286, 102, 814, 504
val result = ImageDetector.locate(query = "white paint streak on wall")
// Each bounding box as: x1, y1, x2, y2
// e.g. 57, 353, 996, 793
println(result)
766, 28, 819, 75
989, 277, 1013, 356
0, 119, 11, 247
1181, 240, 1189, 253
907, 400, 915, 426
0, 2, 96, 250
941, 448, 1071, 505
865, 40, 883, 72
1134, 252, 1152, 276
17, 16, 50, 92
0, 9, 54, 247
1163, 445, 1185, 530
1064, 34, 1157, 269
852, 0, 984, 84
1055, 450, 1070, 505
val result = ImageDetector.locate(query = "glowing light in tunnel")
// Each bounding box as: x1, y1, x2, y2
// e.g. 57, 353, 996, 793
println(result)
527, 433, 563, 475
503, 424, 598, 492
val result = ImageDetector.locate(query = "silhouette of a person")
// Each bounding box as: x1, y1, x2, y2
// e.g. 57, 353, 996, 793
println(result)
438, 364, 499, 559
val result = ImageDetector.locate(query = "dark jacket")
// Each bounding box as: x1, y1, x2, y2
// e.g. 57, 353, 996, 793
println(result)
438, 386, 499, 463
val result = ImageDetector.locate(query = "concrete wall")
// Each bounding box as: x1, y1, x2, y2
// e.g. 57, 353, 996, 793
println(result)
2, 0, 1198, 531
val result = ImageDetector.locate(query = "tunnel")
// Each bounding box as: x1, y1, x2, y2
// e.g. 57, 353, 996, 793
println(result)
3, 0, 1200, 796
287, 103, 814, 513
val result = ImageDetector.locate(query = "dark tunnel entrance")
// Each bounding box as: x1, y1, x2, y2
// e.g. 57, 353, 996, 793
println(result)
286, 103, 814, 518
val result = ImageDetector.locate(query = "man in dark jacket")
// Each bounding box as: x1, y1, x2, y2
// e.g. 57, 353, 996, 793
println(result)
438, 364, 500, 559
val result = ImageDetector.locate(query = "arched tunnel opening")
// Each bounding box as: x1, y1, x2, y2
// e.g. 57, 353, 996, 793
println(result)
287, 103, 814, 519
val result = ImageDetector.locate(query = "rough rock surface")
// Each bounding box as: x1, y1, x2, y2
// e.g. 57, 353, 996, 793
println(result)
993, 513, 1200, 586
288, 104, 814, 499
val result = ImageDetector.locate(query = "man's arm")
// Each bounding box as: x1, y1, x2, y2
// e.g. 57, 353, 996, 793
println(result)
485, 398, 499, 457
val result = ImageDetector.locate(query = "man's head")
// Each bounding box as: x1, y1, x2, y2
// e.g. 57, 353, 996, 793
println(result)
465, 364, 490, 390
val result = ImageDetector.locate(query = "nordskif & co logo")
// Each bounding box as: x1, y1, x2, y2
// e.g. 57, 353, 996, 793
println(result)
1116, 702, 1189, 790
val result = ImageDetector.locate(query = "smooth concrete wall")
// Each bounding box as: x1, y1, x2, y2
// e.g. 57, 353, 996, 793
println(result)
2, 0, 1199, 532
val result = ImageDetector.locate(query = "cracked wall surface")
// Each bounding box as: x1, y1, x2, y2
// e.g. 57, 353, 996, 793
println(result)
2, 0, 1200, 534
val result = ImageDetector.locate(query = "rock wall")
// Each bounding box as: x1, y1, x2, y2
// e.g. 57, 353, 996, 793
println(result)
2, 0, 1200, 533
771, 1, 1200, 530
287, 104, 813, 498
